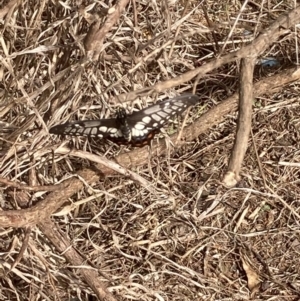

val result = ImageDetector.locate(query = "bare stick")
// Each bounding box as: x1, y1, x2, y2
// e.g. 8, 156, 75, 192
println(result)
223, 58, 256, 187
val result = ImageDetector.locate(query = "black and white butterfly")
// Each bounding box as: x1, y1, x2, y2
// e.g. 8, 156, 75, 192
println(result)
49, 94, 199, 147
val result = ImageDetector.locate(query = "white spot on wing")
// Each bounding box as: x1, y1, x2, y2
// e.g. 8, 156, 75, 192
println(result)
98, 134, 103, 138
157, 112, 167, 118
91, 128, 98, 135
110, 130, 122, 137
99, 126, 108, 132
142, 129, 149, 135
142, 116, 151, 123
163, 108, 172, 114
153, 122, 158, 127
135, 123, 145, 130
132, 128, 139, 137
108, 128, 118, 134
151, 114, 161, 122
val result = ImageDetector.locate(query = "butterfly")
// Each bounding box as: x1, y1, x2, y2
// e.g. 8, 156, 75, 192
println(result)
49, 94, 199, 147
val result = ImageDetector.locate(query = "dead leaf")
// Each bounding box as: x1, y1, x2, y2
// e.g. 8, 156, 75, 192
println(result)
241, 256, 261, 295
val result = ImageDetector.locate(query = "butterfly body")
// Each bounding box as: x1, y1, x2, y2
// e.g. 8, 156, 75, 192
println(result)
50, 94, 199, 147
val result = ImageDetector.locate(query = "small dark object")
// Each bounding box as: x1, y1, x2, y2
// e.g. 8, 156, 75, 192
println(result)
50, 94, 199, 147
258, 57, 280, 68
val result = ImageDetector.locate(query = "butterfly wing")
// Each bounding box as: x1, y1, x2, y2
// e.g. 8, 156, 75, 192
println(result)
49, 118, 124, 141
126, 94, 199, 143
50, 94, 199, 147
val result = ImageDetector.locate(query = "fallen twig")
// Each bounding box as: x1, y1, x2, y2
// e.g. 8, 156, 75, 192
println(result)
223, 57, 256, 187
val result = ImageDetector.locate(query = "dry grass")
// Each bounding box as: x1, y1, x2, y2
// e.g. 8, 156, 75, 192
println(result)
1, 0, 300, 300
